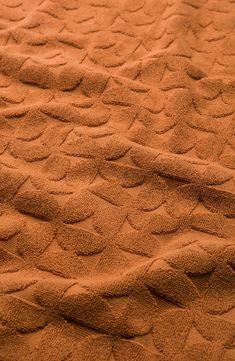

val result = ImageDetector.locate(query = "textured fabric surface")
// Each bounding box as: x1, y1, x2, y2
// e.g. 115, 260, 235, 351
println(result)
0, 0, 235, 360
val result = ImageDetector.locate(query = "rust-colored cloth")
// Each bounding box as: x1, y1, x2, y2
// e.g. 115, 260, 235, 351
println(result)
0, 0, 235, 360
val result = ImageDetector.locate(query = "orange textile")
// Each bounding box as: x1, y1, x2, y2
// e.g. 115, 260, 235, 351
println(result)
0, 0, 235, 360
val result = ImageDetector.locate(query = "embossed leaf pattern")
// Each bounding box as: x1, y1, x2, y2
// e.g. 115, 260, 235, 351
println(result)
0, 296, 48, 332
0, 0, 234, 360
152, 309, 193, 356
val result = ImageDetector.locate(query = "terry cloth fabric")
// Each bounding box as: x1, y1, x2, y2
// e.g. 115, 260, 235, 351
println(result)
0, 0, 235, 360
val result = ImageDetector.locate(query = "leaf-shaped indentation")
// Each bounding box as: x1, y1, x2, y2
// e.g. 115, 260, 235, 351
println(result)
136, 107, 155, 129
141, 58, 166, 85
66, 158, 97, 186
0, 168, 27, 202
165, 184, 200, 218
197, 78, 222, 100
117, 287, 154, 337
121, 9, 154, 25
42, 154, 70, 181
34, 278, 75, 310
36, 250, 89, 278
30, 176, 73, 195
61, 136, 97, 157
0, 295, 48, 332
117, 230, 156, 257
102, 86, 137, 106
0, 248, 25, 273
80, 70, 109, 97
0, 86, 26, 104
160, 70, 190, 91
19, 64, 55, 89
90, 181, 129, 207
127, 123, 154, 146
130, 146, 156, 170
56, 225, 104, 255
0, 214, 24, 240
196, 134, 224, 161
14, 190, 59, 221
0, 273, 35, 295
61, 191, 95, 223
58, 34, 86, 49
154, 155, 200, 182
194, 311, 235, 347
33, 322, 78, 361
147, 263, 198, 306
137, 175, 167, 211
152, 309, 193, 356
89, 48, 125, 68
57, 65, 82, 90
201, 98, 233, 118
101, 136, 131, 161
79, 104, 110, 126
15, 109, 47, 141
59, 288, 118, 334
95, 245, 130, 274
40, 103, 80, 123
165, 88, 192, 116
190, 213, 232, 237
202, 164, 232, 185
0, 53, 27, 77
40, 124, 73, 148
100, 162, 145, 187
152, 114, 176, 134
9, 139, 51, 162
169, 123, 196, 154
17, 220, 55, 258
164, 245, 215, 275
202, 266, 235, 314
188, 114, 216, 133
142, 89, 164, 114
92, 204, 126, 236
201, 188, 235, 217
127, 208, 152, 230
148, 215, 180, 234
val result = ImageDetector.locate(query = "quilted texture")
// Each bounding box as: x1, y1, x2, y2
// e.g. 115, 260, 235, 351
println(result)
0, 0, 235, 360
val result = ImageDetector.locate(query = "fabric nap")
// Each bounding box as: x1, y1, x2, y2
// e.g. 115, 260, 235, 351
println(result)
0, 0, 235, 360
